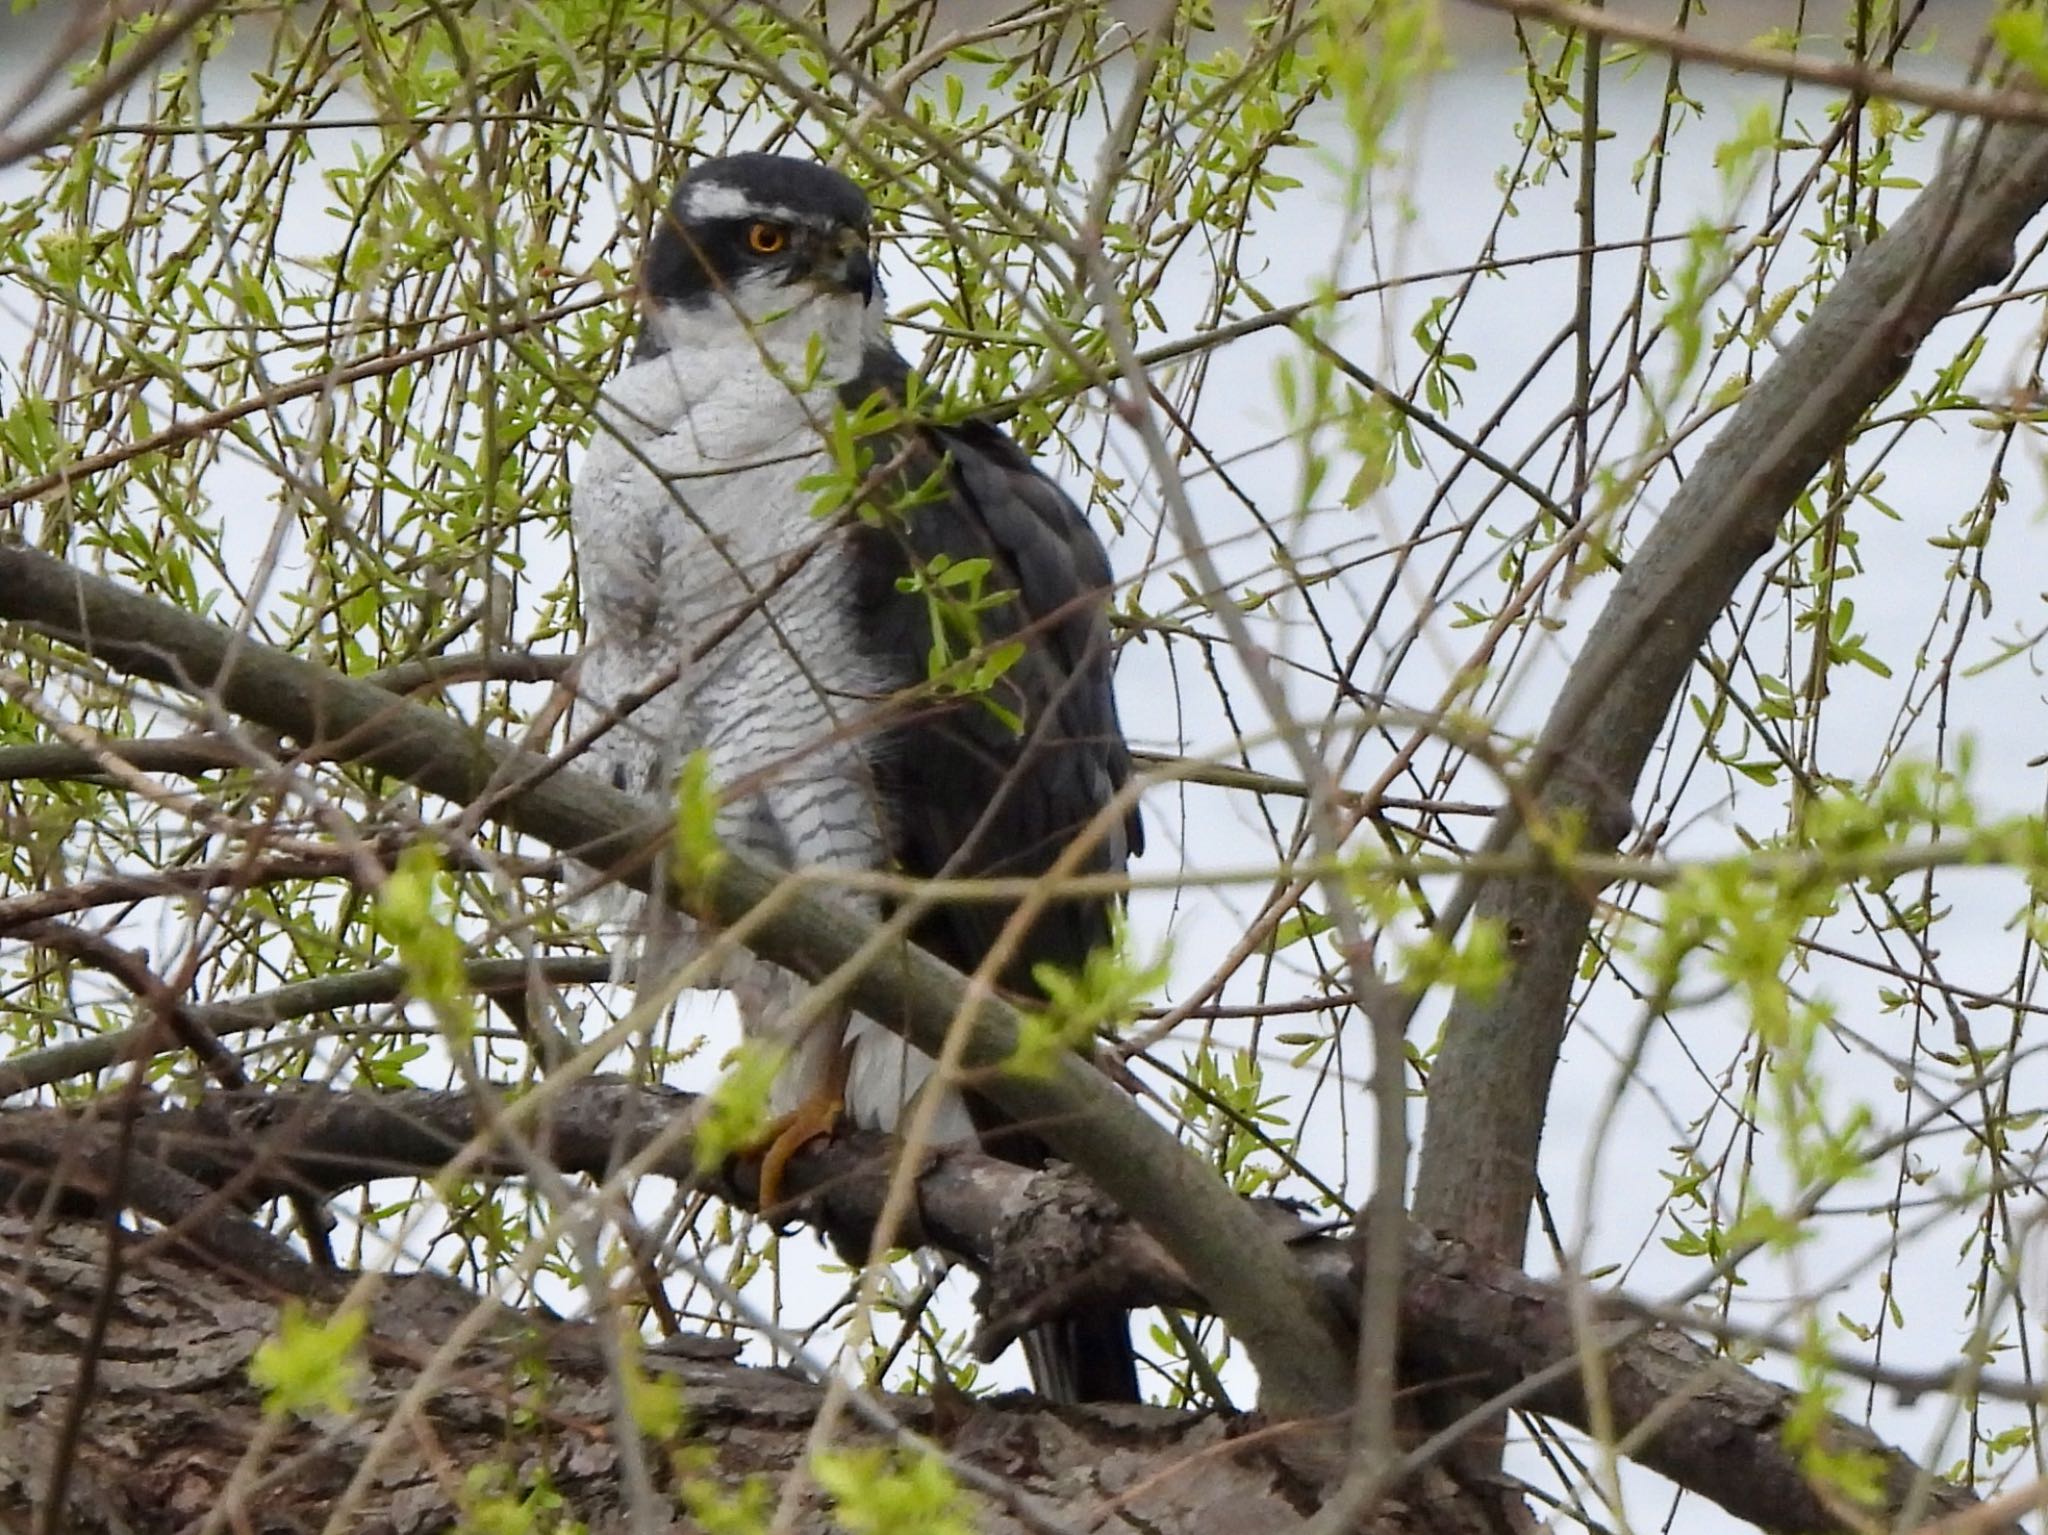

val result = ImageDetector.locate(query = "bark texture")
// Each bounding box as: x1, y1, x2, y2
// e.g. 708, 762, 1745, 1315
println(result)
0, 1216, 1372, 1534
0, 1085, 2018, 1535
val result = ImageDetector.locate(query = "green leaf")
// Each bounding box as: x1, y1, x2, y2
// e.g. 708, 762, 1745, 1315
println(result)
372, 843, 475, 1044
1012, 920, 1169, 1077
250, 1301, 366, 1419
694, 1040, 783, 1173
1992, 3, 2048, 84
670, 749, 727, 904
812, 1448, 975, 1535
1273, 903, 1336, 950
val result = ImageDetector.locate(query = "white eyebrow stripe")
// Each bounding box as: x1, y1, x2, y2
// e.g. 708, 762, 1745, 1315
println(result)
677, 182, 754, 219
675, 183, 812, 225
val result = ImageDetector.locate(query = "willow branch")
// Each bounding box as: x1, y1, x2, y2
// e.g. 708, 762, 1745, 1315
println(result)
0, 955, 614, 1098
1414, 93, 2048, 1261
0, 542, 1352, 1417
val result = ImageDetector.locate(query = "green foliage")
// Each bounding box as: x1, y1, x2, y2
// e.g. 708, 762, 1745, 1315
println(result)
1780, 1324, 1891, 1515
678, 1471, 774, 1535
249, 1301, 367, 1420
456, 1464, 585, 1535
1397, 916, 1507, 1000
693, 1039, 784, 1175
1311, 0, 1443, 182
1012, 922, 1171, 1077
800, 390, 903, 524
622, 1347, 689, 1442
811, 1447, 975, 1535
1177, 1043, 1292, 1196
670, 750, 727, 906
894, 552, 1026, 729
1991, 1, 2048, 83
1273, 902, 1337, 951
7, 0, 2048, 1508
372, 842, 477, 1045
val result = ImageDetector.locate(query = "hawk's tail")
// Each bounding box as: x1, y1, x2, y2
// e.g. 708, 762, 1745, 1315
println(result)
1020, 1305, 1139, 1404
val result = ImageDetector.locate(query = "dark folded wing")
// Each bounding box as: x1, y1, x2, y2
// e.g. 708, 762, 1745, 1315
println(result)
843, 354, 1141, 997
841, 354, 1146, 1403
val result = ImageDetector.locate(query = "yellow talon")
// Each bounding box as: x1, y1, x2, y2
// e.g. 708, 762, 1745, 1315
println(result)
752, 1045, 850, 1210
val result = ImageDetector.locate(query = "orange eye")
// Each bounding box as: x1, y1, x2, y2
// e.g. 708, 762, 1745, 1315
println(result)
746, 222, 787, 255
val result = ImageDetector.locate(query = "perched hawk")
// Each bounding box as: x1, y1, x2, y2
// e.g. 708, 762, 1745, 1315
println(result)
570, 152, 1143, 1403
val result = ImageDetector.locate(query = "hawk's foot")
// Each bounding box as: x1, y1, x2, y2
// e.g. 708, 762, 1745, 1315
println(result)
752, 1090, 841, 1211
750, 1043, 852, 1211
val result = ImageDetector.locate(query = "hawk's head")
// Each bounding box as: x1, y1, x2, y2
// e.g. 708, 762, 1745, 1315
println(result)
638, 153, 877, 363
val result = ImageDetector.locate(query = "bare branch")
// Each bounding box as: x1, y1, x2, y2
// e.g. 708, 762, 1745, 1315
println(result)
9, 919, 244, 1091
0, 1213, 1321, 1535
1462, 0, 2047, 129
0, 0, 223, 170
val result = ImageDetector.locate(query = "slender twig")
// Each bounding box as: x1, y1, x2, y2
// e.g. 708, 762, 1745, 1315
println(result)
1414, 82, 2048, 1264
1461, 0, 2045, 126
0, 954, 613, 1098
0, 0, 224, 170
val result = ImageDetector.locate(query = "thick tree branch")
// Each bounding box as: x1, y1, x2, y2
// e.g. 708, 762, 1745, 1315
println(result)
0, 1084, 2017, 1535
1414, 95, 2048, 1260
0, 1214, 1352, 1535
0, 543, 1353, 1417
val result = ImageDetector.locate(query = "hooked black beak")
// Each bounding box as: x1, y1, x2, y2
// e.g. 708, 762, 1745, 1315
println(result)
841, 242, 875, 303
806, 228, 874, 302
